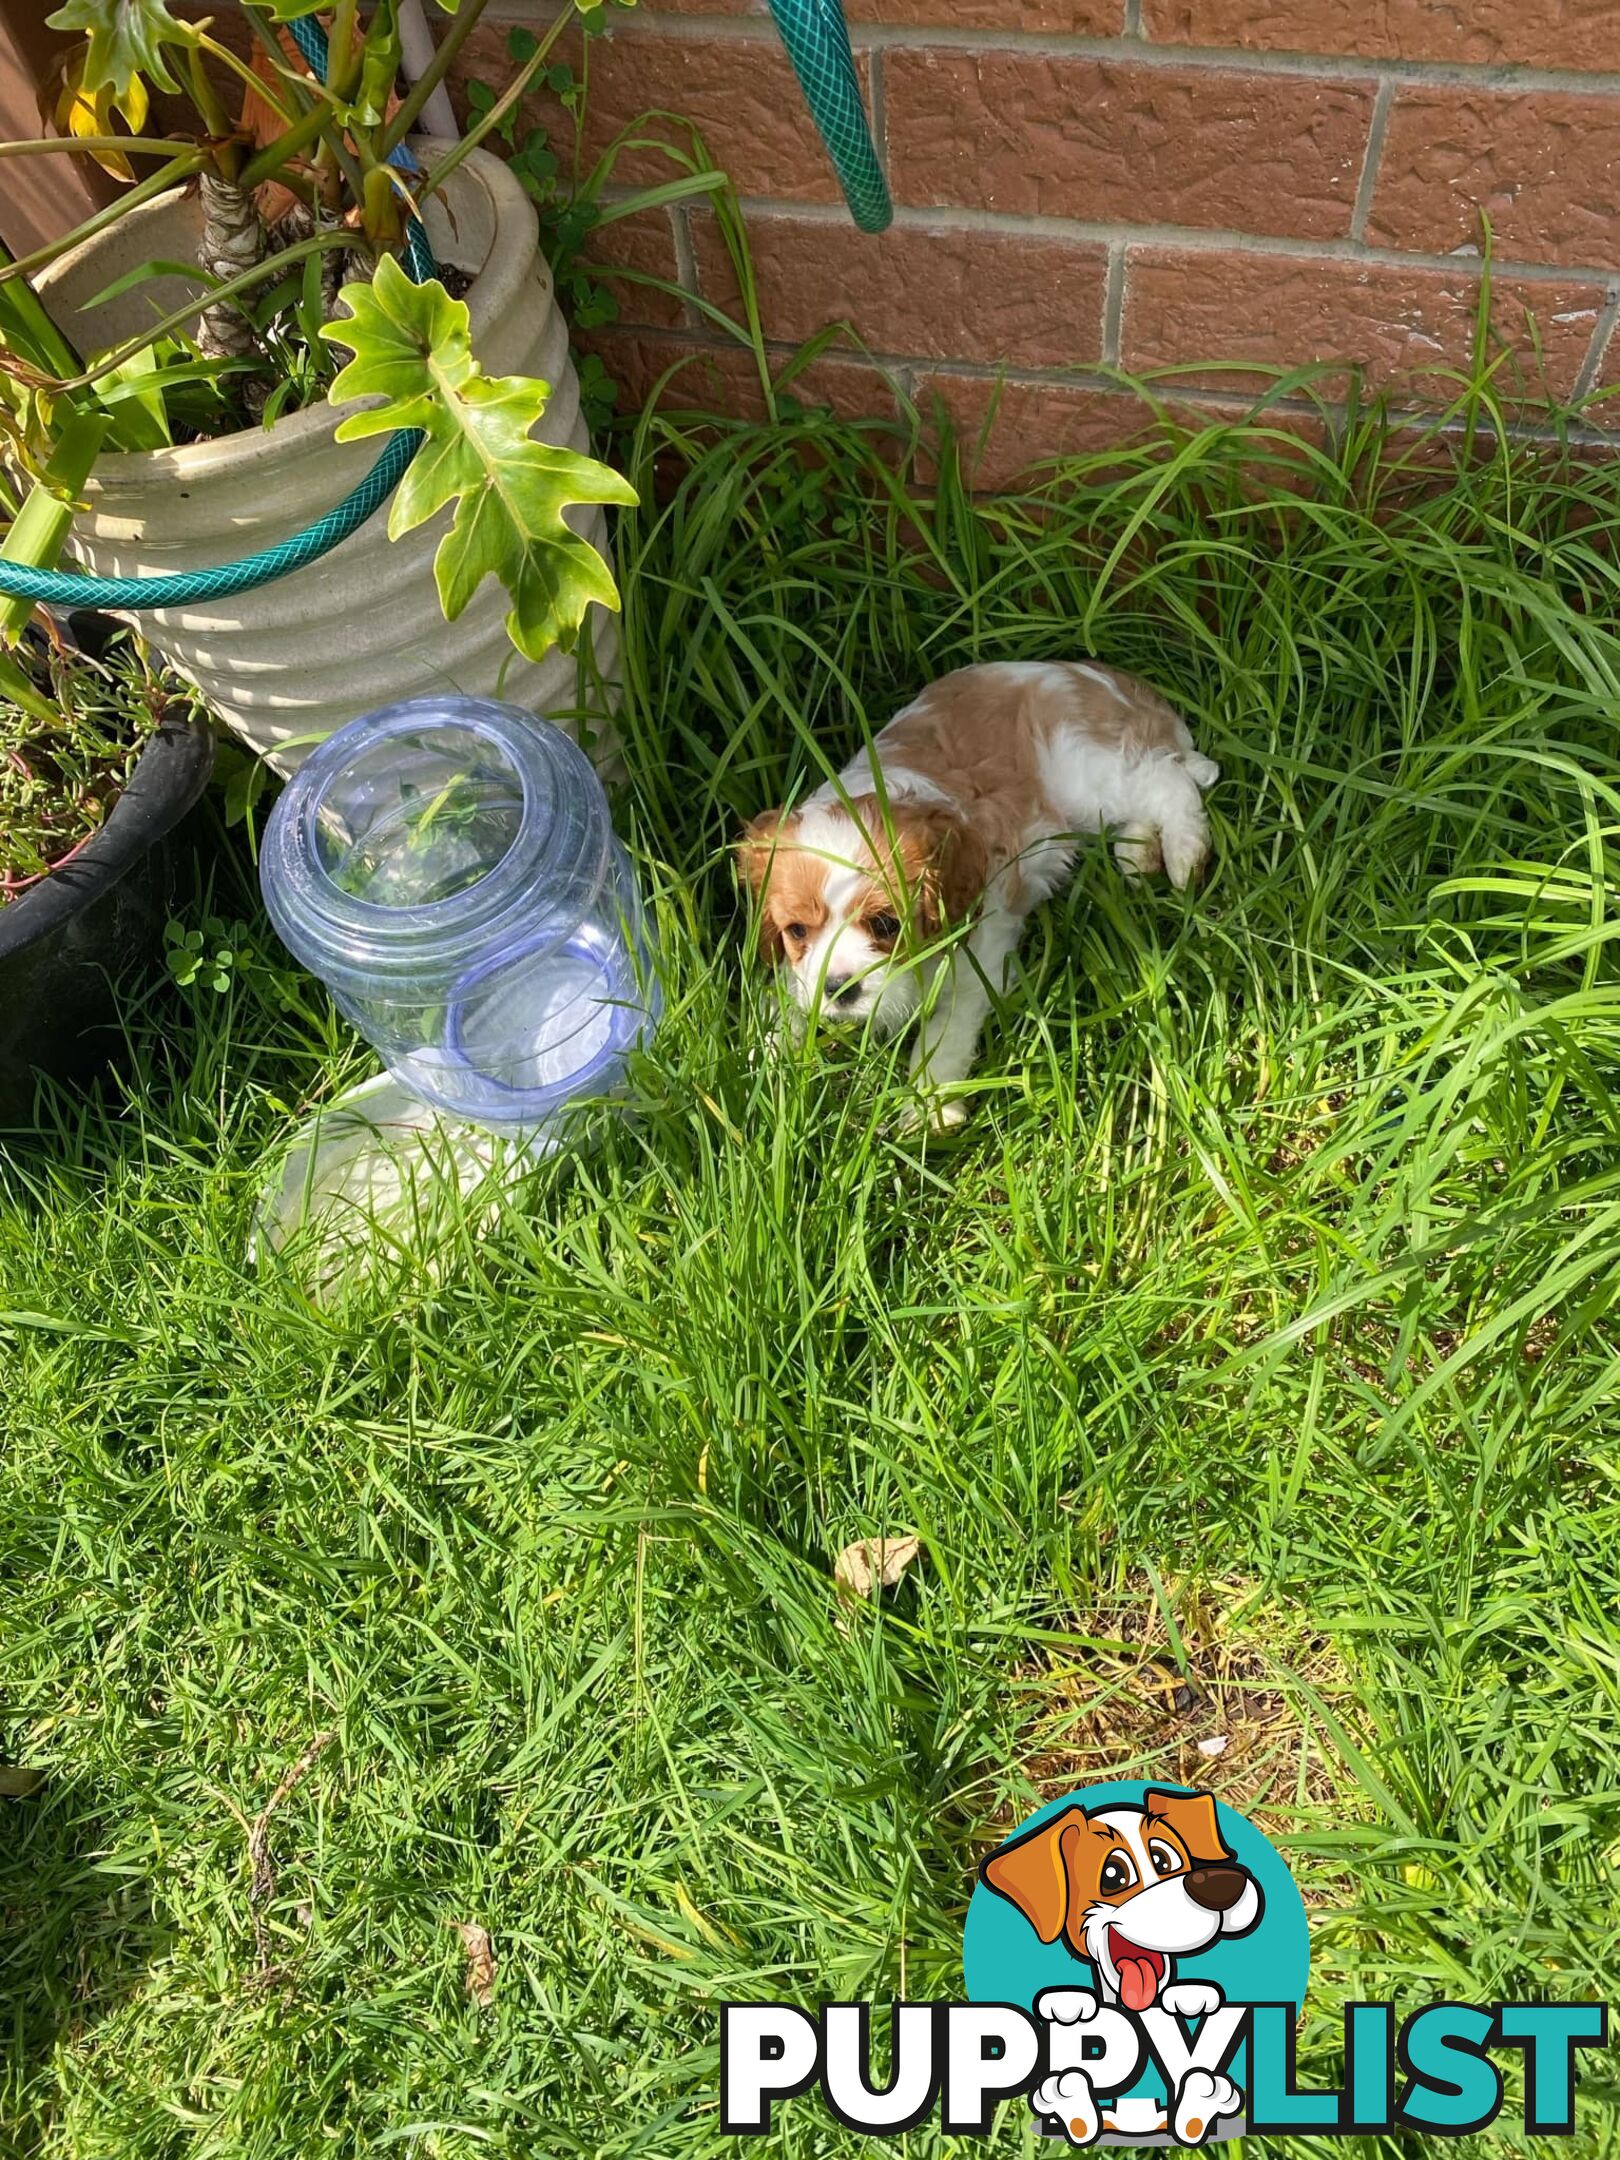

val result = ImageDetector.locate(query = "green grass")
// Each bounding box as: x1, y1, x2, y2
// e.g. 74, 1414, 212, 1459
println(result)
4, 368, 1620, 2158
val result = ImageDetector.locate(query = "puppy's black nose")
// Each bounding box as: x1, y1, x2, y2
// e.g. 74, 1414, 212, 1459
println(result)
826, 974, 861, 1002
1185, 1866, 1248, 1913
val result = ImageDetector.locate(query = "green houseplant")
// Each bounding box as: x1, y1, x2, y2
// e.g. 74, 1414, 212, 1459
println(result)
0, 0, 641, 771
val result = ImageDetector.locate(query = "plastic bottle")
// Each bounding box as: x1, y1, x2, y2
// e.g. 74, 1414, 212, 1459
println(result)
261, 695, 658, 1127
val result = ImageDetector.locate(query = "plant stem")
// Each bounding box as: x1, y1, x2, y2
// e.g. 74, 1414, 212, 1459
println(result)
327, 0, 362, 97
416, 2, 572, 204
230, 17, 367, 206
1, 412, 109, 642
362, 163, 404, 248
187, 44, 241, 181
0, 137, 198, 161
239, 90, 349, 193
191, 27, 300, 124
195, 173, 268, 364
379, 0, 490, 157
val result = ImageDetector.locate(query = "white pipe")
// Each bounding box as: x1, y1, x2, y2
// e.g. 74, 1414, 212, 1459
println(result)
396, 0, 461, 141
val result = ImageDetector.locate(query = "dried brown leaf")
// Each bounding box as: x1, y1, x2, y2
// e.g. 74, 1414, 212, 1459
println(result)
452, 1919, 497, 2006
833, 1534, 923, 1601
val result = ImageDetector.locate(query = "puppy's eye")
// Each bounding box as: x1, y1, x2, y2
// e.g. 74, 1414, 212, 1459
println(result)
867, 913, 900, 941
1148, 1840, 1182, 1878
783, 923, 808, 942
1100, 1852, 1138, 1895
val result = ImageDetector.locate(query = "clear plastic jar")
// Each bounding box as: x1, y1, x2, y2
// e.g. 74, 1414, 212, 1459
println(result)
260, 696, 658, 1126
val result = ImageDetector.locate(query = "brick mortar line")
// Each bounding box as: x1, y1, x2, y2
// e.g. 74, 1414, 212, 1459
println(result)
491, 6, 1620, 95
668, 201, 703, 331
861, 27, 1620, 94
608, 179, 1620, 286
661, 191, 1620, 285
1102, 244, 1126, 367
594, 318, 1620, 442
1574, 291, 1620, 397
859, 345, 1613, 402
1349, 79, 1394, 244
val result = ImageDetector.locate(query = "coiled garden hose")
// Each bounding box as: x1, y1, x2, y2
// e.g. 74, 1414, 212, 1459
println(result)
0, 18, 435, 612
765, 0, 891, 233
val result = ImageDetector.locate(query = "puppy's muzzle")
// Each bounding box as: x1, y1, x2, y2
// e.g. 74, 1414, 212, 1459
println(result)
824, 974, 863, 1005
1184, 1866, 1249, 1913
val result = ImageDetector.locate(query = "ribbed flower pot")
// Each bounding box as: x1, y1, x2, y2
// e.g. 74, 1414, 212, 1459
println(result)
35, 148, 620, 773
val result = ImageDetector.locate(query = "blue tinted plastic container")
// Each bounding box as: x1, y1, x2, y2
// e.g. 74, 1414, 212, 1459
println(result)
261, 696, 658, 1126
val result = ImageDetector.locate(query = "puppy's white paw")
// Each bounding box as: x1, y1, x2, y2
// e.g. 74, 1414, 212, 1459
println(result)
1114, 828, 1164, 878
1035, 1987, 1099, 2025
1161, 826, 1211, 891
893, 1094, 969, 1137
1172, 2067, 1242, 2146
1031, 2069, 1099, 2146
1160, 1980, 1224, 2020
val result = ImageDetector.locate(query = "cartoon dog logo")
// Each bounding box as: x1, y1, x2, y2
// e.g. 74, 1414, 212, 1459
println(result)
981, 1788, 1263, 2144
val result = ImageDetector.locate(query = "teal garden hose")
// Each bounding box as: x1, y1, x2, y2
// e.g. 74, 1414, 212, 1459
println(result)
0, 408, 425, 613
765, 0, 892, 233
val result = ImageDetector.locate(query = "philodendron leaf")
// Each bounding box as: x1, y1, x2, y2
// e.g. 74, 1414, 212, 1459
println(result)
56, 48, 145, 175
322, 255, 637, 661
45, 0, 187, 98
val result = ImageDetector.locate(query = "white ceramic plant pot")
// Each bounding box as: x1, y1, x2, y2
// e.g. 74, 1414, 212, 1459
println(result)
35, 146, 620, 772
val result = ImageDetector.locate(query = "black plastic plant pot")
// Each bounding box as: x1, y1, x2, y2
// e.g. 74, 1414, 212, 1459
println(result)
0, 712, 214, 1126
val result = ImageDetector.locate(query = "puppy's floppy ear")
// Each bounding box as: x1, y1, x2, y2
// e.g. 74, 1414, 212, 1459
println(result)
1143, 1788, 1232, 1866
736, 809, 791, 964
894, 805, 989, 937
736, 810, 787, 895
980, 1807, 1089, 1945
937, 814, 991, 926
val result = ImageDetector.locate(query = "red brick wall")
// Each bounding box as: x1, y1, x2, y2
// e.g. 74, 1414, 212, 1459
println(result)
454, 2, 1620, 480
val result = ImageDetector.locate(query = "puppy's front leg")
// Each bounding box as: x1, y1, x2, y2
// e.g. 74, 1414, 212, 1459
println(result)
904, 909, 1024, 1129
903, 952, 986, 1130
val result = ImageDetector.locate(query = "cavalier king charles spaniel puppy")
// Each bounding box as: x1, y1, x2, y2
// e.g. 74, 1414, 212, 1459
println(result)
738, 661, 1218, 1127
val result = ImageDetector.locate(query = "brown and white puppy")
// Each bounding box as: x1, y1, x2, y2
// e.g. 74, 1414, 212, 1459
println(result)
738, 662, 1218, 1124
